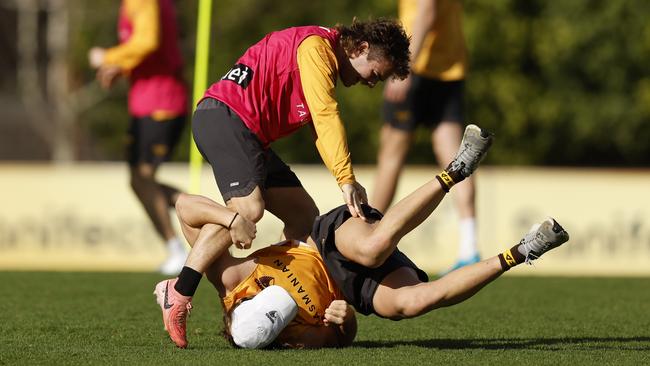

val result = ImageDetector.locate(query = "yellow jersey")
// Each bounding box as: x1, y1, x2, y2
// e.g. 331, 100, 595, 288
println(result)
400, 0, 467, 80
222, 241, 341, 327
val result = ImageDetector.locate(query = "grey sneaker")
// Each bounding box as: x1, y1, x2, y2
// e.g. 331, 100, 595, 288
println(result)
516, 217, 570, 263
447, 124, 494, 179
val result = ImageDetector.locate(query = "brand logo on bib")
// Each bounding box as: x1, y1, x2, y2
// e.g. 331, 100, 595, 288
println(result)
222, 63, 253, 88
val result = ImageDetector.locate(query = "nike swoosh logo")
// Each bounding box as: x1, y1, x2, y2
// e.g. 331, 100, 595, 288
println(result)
164, 282, 174, 310
265, 311, 278, 324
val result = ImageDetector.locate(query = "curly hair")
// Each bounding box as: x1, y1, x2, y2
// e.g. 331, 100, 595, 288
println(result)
335, 18, 411, 80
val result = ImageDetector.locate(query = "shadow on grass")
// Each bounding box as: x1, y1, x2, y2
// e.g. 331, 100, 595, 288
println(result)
353, 336, 650, 351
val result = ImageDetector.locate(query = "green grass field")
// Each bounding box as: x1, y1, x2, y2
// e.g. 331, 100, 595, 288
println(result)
3, 272, 649, 365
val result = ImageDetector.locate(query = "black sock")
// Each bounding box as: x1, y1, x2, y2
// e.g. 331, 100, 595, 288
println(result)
174, 266, 202, 297
497, 245, 527, 271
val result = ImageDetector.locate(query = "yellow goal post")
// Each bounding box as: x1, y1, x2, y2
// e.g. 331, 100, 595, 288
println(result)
189, 0, 213, 194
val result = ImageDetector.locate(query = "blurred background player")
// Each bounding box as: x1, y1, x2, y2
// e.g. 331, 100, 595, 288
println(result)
88, 0, 189, 275
372, 0, 478, 272
191, 19, 410, 245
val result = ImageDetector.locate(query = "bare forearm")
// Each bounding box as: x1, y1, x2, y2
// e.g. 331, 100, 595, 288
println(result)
410, 0, 436, 63
298, 36, 356, 187
104, 0, 160, 70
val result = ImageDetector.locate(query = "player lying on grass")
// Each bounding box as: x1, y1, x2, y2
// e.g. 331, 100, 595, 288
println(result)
154, 125, 570, 349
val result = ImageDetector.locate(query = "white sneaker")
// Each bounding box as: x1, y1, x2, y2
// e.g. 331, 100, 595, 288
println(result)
448, 124, 494, 179
516, 217, 570, 263
159, 251, 187, 276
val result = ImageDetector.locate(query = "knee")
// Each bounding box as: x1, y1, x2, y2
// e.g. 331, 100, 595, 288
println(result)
129, 174, 144, 194
355, 235, 393, 269
230, 198, 265, 223
389, 290, 432, 319
379, 128, 410, 154
168, 190, 181, 206
175, 193, 191, 216
129, 167, 153, 192
378, 144, 407, 165
200, 222, 221, 236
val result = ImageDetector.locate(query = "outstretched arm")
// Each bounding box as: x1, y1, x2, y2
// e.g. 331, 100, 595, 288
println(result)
297, 36, 367, 220
409, 0, 437, 65
103, 0, 161, 71
88, 0, 161, 89
384, 0, 437, 102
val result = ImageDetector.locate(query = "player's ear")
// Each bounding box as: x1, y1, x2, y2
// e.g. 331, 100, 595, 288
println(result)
351, 41, 369, 58
357, 41, 369, 56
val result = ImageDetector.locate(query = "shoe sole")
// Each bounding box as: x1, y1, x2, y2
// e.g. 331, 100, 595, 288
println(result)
464, 124, 493, 148
153, 280, 169, 331
153, 279, 189, 348
544, 217, 570, 246
528, 217, 570, 258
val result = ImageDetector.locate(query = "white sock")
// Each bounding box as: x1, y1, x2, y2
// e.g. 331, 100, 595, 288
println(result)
166, 237, 187, 256
458, 217, 479, 261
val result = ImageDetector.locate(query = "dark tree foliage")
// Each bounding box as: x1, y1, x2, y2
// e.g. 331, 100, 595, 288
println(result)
72, 0, 650, 166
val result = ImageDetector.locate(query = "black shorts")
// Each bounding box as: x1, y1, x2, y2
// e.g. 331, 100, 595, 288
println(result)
382, 76, 464, 132
126, 115, 186, 166
192, 98, 302, 202
311, 204, 428, 316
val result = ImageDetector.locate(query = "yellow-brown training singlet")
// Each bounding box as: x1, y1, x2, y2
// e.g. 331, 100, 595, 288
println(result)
222, 241, 341, 327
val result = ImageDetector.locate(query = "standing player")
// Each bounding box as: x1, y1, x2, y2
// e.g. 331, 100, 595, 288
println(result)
372, 0, 479, 272
191, 19, 411, 250
88, 0, 189, 275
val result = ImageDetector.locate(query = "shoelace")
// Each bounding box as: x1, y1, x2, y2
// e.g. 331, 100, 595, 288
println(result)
452, 142, 486, 176
524, 253, 541, 265
174, 302, 193, 326
521, 232, 552, 265
448, 143, 470, 172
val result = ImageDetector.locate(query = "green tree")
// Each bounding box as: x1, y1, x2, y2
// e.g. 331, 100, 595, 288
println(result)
70, 0, 650, 167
